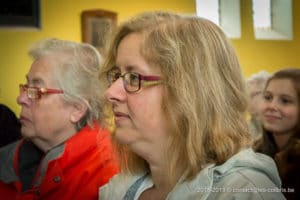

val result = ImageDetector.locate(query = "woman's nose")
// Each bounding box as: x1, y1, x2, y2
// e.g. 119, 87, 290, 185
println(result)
104, 78, 127, 103
17, 89, 31, 106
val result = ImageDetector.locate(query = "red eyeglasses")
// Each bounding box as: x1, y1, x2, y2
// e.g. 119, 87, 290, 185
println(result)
106, 69, 162, 93
19, 84, 64, 100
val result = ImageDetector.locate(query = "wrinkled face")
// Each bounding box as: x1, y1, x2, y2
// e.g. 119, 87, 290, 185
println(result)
17, 56, 78, 147
104, 33, 170, 155
260, 78, 299, 135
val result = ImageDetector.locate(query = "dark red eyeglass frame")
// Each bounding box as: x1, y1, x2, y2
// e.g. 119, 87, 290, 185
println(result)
107, 70, 162, 93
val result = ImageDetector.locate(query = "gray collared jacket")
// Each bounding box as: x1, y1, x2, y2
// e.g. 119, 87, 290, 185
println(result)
99, 148, 286, 200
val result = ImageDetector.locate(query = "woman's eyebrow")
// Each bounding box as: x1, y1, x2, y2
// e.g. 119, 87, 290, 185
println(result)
123, 65, 137, 72
25, 75, 44, 85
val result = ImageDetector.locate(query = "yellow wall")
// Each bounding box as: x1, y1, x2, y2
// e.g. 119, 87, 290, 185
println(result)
233, 0, 300, 76
0, 0, 299, 115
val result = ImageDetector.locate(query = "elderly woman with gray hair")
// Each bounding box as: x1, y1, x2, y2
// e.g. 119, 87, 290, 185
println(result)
0, 38, 118, 199
246, 71, 272, 137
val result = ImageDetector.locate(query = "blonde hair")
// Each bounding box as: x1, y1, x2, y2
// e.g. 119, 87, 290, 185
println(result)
99, 11, 251, 185
29, 38, 104, 130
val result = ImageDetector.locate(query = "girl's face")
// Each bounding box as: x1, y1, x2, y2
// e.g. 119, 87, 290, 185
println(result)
260, 78, 299, 135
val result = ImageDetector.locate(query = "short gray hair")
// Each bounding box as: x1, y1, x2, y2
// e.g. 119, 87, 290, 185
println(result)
246, 71, 271, 88
29, 38, 104, 130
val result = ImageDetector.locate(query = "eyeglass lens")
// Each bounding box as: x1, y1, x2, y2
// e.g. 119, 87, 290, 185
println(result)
108, 71, 140, 92
123, 73, 140, 92
19, 85, 40, 99
27, 88, 40, 99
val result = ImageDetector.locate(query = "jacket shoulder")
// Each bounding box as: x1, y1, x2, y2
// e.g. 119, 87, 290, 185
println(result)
0, 141, 20, 183
208, 168, 286, 200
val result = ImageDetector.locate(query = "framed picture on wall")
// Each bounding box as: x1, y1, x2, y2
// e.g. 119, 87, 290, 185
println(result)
81, 9, 117, 54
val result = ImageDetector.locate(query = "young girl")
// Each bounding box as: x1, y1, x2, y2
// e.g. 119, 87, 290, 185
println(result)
255, 68, 300, 200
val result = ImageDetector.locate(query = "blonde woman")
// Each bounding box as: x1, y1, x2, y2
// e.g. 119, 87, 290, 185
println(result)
98, 11, 284, 200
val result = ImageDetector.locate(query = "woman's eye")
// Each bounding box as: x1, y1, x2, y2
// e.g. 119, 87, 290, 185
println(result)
114, 72, 121, 81
129, 74, 139, 85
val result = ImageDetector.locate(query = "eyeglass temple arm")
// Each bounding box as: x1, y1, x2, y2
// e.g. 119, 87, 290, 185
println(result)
140, 75, 161, 81
40, 88, 64, 94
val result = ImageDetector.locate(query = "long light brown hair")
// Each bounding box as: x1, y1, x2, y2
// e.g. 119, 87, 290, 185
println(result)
99, 11, 251, 186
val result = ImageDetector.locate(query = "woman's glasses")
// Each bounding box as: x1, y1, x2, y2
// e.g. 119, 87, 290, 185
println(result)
19, 84, 64, 100
106, 69, 162, 93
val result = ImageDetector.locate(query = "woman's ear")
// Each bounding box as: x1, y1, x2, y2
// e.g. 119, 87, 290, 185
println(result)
70, 102, 88, 123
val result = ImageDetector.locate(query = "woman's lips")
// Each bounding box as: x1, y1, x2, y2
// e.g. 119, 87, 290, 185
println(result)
114, 112, 129, 117
114, 112, 130, 122
19, 115, 30, 123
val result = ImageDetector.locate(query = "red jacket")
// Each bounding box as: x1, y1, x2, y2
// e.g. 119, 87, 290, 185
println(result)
0, 124, 119, 200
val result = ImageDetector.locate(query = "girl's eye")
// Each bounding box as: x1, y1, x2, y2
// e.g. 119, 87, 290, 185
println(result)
280, 98, 292, 105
